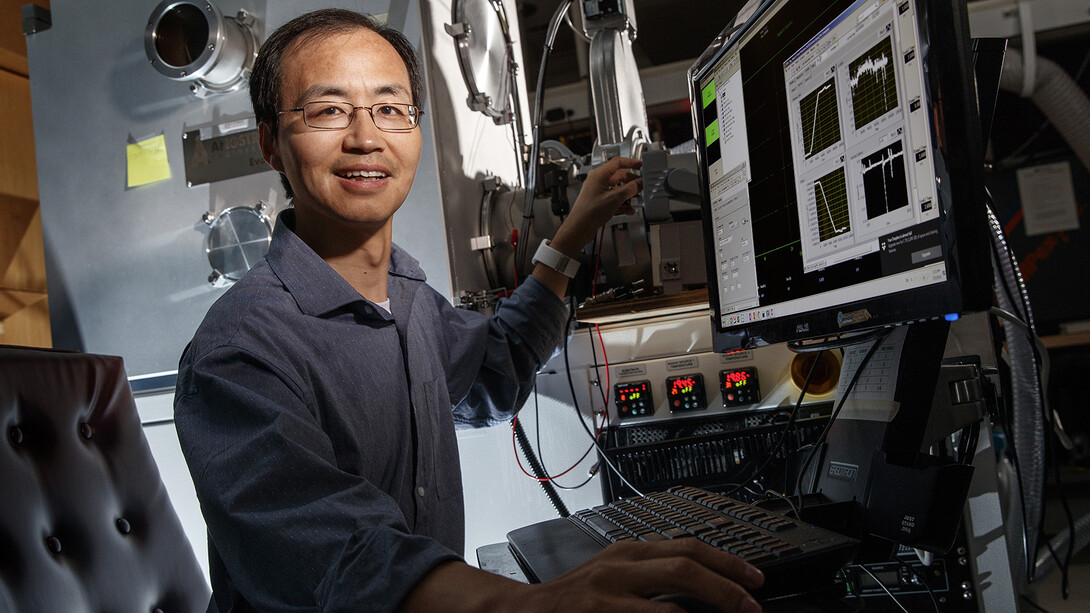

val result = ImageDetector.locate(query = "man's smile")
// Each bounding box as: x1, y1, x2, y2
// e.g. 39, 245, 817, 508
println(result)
337, 169, 390, 181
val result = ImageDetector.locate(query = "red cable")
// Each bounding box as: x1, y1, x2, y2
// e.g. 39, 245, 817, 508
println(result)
511, 409, 607, 482
511, 325, 614, 483
510, 223, 613, 484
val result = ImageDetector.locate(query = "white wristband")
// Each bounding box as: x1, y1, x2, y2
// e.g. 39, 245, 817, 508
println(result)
531, 239, 580, 278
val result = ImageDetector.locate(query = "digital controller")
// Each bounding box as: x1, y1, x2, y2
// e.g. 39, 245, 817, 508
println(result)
614, 380, 654, 419
666, 373, 707, 412
720, 367, 759, 406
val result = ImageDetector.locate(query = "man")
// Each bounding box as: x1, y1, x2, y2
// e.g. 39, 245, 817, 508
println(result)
174, 8, 764, 613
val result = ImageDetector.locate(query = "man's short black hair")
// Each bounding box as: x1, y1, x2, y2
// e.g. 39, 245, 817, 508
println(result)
249, 9, 424, 200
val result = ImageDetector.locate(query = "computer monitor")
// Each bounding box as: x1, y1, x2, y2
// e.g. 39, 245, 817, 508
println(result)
689, 0, 992, 352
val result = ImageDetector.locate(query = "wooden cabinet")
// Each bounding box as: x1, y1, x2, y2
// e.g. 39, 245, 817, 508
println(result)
1, 0, 50, 347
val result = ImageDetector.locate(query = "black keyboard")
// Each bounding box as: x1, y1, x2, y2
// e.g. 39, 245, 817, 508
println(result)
507, 485, 859, 599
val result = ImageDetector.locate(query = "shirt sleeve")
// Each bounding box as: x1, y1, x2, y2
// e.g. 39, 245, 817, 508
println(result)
174, 343, 461, 613
439, 275, 570, 428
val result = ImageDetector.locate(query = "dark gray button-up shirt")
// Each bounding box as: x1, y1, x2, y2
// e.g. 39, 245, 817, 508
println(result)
174, 210, 568, 612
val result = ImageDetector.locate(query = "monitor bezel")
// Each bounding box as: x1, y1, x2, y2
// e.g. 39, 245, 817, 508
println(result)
689, 0, 992, 351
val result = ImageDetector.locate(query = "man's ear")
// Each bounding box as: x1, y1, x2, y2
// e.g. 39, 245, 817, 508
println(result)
259, 122, 284, 173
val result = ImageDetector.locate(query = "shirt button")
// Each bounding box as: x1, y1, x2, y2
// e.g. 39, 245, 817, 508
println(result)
417, 486, 426, 497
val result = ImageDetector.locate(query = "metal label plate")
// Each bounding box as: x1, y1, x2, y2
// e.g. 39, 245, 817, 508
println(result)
182, 128, 270, 186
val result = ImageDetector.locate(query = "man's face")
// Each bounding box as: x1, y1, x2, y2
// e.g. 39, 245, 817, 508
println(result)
261, 29, 422, 232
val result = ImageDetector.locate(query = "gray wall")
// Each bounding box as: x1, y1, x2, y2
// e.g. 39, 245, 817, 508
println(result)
27, 0, 449, 377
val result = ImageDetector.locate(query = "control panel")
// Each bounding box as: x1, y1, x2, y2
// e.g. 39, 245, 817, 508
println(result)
599, 348, 835, 425
614, 380, 654, 418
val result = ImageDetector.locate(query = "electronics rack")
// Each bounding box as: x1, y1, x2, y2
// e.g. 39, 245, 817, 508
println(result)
597, 406, 832, 502
839, 534, 979, 611
595, 404, 981, 611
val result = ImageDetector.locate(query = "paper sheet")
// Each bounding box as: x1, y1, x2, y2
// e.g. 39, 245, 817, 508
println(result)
1016, 161, 1080, 236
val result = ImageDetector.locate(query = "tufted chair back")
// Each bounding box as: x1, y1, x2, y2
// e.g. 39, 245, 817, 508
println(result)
0, 345, 210, 612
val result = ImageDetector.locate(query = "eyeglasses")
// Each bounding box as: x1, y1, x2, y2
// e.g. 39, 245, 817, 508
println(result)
277, 101, 424, 132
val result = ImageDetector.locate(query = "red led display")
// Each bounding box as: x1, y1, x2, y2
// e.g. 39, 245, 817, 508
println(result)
670, 377, 697, 395
721, 369, 752, 388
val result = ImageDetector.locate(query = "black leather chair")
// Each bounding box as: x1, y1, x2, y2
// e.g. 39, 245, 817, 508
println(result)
0, 345, 210, 612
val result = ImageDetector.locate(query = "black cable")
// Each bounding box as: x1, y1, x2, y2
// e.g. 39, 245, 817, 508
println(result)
548, 466, 597, 490
840, 572, 867, 612
1046, 407, 1076, 598
894, 556, 941, 613
560, 303, 643, 496
763, 490, 801, 521
786, 328, 887, 353
585, 321, 609, 410
535, 386, 544, 472
531, 385, 596, 491
990, 306, 1067, 593
512, 415, 570, 517
987, 194, 1033, 324
795, 330, 892, 510
517, 0, 574, 275
987, 195, 1048, 585
988, 311, 1035, 587
723, 349, 824, 500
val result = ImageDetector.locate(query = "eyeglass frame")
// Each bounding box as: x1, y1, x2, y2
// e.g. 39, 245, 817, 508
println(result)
276, 101, 425, 132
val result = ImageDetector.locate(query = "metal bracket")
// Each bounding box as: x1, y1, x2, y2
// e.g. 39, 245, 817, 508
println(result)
445, 21, 470, 38
22, 4, 51, 34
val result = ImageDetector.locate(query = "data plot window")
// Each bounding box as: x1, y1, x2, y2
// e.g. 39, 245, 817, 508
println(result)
800, 77, 842, 158
861, 140, 909, 220
813, 166, 851, 242
850, 36, 899, 130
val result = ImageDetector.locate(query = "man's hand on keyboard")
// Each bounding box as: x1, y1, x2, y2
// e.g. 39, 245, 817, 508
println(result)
399, 539, 763, 613
524, 538, 765, 613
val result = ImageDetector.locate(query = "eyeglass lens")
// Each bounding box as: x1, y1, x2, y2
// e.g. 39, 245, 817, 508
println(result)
303, 102, 418, 131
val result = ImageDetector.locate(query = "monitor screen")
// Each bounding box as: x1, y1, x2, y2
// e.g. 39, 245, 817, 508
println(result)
690, 0, 991, 350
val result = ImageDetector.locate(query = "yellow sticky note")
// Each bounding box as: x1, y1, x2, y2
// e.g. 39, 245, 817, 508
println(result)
126, 134, 171, 187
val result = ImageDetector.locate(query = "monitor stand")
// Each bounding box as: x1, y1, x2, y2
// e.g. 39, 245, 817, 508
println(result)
802, 320, 987, 553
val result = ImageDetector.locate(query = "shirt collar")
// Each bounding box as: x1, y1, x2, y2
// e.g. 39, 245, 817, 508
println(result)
266, 208, 427, 317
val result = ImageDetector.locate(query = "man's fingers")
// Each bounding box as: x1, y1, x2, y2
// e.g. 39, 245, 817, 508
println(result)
602, 540, 763, 589
579, 546, 762, 613
591, 156, 642, 185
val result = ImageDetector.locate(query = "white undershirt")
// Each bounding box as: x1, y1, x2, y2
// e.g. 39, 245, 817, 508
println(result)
375, 299, 391, 314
